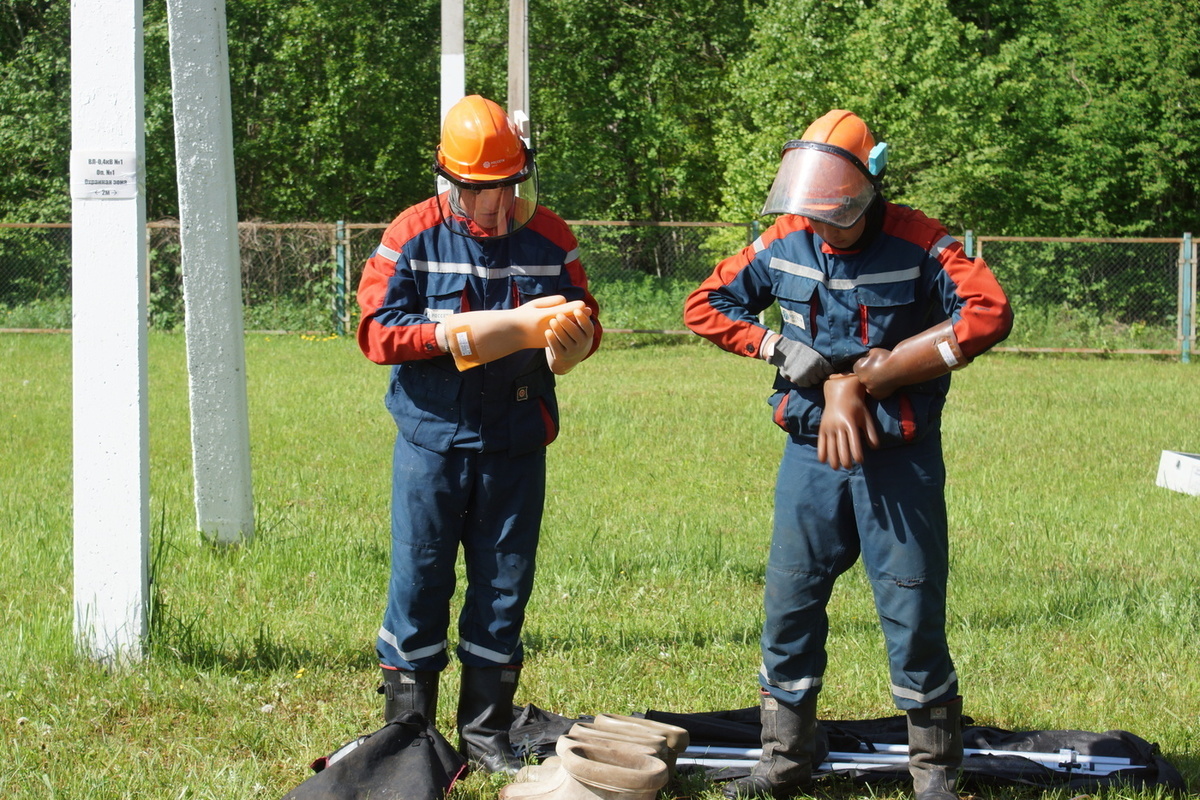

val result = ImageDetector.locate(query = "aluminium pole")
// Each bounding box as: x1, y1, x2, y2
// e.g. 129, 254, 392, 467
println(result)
70, 0, 150, 663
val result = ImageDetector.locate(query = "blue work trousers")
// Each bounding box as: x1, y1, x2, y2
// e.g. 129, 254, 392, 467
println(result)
378, 436, 545, 672
759, 432, 958, 711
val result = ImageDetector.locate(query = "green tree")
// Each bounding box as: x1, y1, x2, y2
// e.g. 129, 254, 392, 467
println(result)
526, 0, 757, 222
1000, 0, 1200, 235
0, 0, 70, 222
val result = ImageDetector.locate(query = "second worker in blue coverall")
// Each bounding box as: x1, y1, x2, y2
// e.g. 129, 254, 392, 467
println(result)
685, 110, 1012, 800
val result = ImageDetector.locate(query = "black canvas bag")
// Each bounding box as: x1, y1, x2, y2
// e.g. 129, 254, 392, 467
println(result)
282, 710, 467, 800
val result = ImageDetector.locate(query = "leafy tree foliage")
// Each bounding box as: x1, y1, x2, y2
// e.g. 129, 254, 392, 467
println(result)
716, 0, 1199, 236
0, 0, 69, 221
0, 0, 1196, 237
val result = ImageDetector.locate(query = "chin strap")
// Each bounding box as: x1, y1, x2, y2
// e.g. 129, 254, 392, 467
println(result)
852, 319, 966, 400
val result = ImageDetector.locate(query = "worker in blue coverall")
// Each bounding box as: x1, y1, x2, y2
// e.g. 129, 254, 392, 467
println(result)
357, 95, 601, 775
684, 110, 1012, 800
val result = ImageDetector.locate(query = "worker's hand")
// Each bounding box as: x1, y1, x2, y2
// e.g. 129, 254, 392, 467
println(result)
817, 373, 879, 471
853, 320, 965, 399
545, 306, 595, 375
852, 347, 897, 399
440, 295, 586, 371
767, 335, 834, 387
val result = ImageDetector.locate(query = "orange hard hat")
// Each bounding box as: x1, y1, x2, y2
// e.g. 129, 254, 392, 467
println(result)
800, 110, 876, 166
760, 110, 888, 227
436, 95, 530, 185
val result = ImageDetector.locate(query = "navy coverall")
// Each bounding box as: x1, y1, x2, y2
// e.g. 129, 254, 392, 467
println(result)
358, 194, 601, 672
684, 204, 1011, 710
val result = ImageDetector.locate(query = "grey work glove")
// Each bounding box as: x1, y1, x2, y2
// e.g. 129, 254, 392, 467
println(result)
768, 335, 834, 387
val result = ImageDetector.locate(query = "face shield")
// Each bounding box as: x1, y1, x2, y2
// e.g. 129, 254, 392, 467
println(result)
760, 141, 884, 229
435, 157, 539, 241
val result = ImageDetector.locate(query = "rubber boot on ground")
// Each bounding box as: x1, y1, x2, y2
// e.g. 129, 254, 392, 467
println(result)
907, 697, 963, 800
457, 664, 524, 775
722, 691, 820, 799
508, 732, 660, 790
592, 713, 690, 773
498, 738, 668, 800
378, 667, 439, 724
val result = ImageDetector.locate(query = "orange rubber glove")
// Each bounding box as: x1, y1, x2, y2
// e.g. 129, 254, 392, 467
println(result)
817, 373, 880, 471
545, 306, 596, 375
852, 319, 966, 400
438, 295, 588, 371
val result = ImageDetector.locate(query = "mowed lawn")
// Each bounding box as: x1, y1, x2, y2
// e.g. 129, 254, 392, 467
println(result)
1, 330, 1198, 799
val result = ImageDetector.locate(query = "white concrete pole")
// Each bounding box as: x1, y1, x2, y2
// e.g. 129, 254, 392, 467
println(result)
69, 0, 150, 663
507, 0, 530, 141
165, 0, 254, 545
441, 0, 465, 124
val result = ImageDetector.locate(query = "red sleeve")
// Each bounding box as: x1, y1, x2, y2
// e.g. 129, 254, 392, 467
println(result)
355, 201, 444, 365
684, 218, 803, 357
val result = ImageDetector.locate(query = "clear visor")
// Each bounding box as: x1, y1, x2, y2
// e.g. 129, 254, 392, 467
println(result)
436, 165, 539, 240
760, 144, 877, 229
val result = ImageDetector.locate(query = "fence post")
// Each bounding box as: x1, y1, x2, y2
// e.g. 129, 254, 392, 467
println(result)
335, 220, 347, 336
1181, 232, 1194, 364
964, 229, 974, 258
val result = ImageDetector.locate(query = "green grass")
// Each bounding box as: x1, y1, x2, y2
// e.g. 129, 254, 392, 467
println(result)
1, 331, 1199, 799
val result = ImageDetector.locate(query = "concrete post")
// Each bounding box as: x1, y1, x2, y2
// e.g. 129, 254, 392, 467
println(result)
166, 0, 255, 545
507, 0, 529, 141
69, 0, 150, 663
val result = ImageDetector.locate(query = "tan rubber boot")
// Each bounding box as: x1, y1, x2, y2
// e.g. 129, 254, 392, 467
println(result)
591, 713, 690, 772
498, 739, 667, 800
510, 722, 664, 784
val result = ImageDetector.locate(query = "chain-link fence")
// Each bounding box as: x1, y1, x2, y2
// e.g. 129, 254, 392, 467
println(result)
973, 234, 1196, 355
2, 222, 1195, 358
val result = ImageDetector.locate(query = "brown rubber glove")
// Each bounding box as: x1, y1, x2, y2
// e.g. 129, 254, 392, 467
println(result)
817, 373, 880, 471
852, 319, 966, 400
437, 295, 588, 371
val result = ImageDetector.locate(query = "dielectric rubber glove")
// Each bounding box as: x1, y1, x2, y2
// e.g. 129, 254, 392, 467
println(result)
764, 334, 834, 387
852, 319, 966, 400
437, 295, 588, 371
817, 373, 880, 471
545, 306, 595, 375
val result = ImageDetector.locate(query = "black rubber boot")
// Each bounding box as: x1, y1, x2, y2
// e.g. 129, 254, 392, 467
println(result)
456, 664, 524, 775
907, 697, 963, 800
378, 667, 439, 724
722, 691, 820, 799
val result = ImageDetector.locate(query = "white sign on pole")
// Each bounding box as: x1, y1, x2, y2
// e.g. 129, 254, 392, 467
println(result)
71, 0, 150, 664
69, 151, 140, 200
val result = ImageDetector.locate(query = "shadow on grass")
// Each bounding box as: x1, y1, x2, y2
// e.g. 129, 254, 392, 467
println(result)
148, 610, 376, 674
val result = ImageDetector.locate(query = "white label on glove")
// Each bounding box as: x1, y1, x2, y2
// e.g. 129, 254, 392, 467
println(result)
937, 340, 960, 368
455, 331, 474, 356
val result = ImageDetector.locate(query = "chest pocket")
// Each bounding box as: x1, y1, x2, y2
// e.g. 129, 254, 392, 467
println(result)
512, 273, 563, 305
422, 272, 470, 316
772, 274, 820, 343
855, 279, 917, 348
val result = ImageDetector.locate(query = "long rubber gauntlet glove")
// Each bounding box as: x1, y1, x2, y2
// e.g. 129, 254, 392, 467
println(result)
439, 295, 588, 371
852, 319, 966, 400
817, 374, 880, 471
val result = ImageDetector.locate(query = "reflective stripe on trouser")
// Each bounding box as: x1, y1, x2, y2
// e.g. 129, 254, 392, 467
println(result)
378, 436, 545, 671
759, 432, 957, 711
